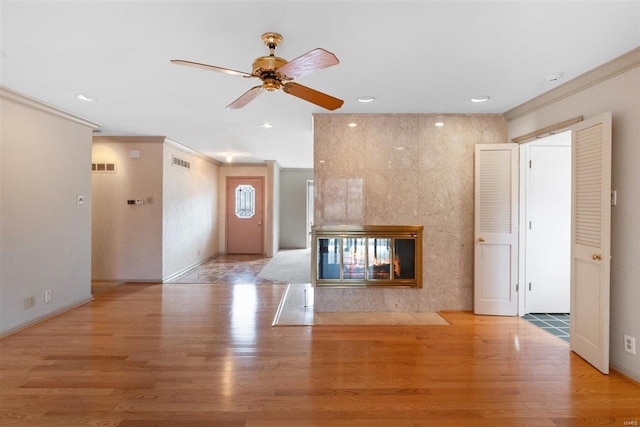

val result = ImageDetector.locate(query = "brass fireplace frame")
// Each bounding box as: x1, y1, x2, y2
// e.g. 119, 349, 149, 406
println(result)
311, 225, 423, 288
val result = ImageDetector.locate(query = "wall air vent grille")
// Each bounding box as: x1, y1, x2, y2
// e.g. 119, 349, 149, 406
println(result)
172, 156, 191, 169
92, 163, 117, 173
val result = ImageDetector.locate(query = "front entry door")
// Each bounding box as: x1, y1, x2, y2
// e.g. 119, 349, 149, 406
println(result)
226, 177, 264, 254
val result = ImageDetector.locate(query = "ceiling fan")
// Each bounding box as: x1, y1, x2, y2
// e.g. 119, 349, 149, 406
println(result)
171, 32, 343, 111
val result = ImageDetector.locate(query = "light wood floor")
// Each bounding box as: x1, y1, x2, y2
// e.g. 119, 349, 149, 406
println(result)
1, 282, 639, 426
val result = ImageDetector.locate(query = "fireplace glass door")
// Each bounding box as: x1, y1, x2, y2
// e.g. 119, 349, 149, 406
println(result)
368, 238, 391, 280
312, 225, 422, 287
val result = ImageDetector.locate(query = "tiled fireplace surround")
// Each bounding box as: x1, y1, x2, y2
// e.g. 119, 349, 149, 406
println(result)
313, 114, 507, 312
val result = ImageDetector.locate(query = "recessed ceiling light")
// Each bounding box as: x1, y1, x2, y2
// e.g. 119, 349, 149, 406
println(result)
348, 122, 358, 128
435, 122, 444, 127
226, 154, 233, 163
470, 96, 490, 103
260, 123, 273, 129
76, 94, 94, 102
357, 96, 375, 103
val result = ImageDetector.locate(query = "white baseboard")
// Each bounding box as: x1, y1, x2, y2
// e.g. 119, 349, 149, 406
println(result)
162, 257, 214, 282
0, 296, 94, 339
611, 363, 640, 385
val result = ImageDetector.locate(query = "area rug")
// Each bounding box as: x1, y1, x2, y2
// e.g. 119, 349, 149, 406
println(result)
273, 283, 450, 326
258, 248, 311, 284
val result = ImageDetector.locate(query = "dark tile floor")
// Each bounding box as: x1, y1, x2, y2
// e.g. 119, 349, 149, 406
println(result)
523, 313, 570, 342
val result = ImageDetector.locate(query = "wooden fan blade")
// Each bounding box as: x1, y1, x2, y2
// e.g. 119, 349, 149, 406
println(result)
282, 82, 343, 111
278, 48, 339, 79
226, 85, 264, 109
171, 60, 254, 78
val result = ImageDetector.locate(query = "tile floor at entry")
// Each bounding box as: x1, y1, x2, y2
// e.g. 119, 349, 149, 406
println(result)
524, 313, 570, 342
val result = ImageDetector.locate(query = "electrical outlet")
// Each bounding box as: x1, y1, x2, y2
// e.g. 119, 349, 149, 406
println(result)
624, 335, 636, 355
24, 296, 35, 310
44, 290, 53, 304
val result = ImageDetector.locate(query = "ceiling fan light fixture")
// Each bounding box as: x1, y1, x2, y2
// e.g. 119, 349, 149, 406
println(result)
357, 96, 375, 103
471, 96, 490, 103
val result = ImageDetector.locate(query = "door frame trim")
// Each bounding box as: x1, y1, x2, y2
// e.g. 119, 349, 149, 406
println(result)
517, 133, 572, 315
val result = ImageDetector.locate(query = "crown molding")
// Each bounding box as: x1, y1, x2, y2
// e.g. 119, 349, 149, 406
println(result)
0, 85, 101, 130
221, 162, 268, 168
281, 168, 313, 172
264, 160, 282, 170
164, 138, 222, 166
93, 135, 165, 144
504, 47, 640, 121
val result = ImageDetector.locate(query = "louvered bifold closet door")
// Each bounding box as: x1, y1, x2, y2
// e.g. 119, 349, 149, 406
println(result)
570, 113, 612, 374
474, 144, 519, 316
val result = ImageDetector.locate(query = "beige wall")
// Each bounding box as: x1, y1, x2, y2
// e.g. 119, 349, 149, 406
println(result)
313, 114, 508, 312
1, 87, 96, 335
507, 65, 640, 382
91, 137, 164, 281
162, 142, 219, 279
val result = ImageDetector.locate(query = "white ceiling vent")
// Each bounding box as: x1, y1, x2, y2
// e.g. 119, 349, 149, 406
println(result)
92, 163, 117, 173
172, 155, 191, 170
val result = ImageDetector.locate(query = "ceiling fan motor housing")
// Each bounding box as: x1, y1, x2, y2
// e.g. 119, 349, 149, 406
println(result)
252, 56, 288, 91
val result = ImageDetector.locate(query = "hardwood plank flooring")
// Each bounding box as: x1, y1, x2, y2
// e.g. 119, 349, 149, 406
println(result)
1, 282, 639, 426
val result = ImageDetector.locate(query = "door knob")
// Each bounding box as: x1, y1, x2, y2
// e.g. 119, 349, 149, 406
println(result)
592, 254, 602, 260
478, 237, 485, 242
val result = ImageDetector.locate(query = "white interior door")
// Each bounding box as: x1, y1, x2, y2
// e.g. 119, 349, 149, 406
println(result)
525, 140, 571, 313
570, 112, 612, 374
474, 144, 519, 316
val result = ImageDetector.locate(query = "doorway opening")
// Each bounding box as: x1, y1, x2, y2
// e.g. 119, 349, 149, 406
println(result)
518, 130, 572, 317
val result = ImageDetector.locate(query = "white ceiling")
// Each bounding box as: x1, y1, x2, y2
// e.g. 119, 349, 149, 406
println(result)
2, 1, 639, 168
